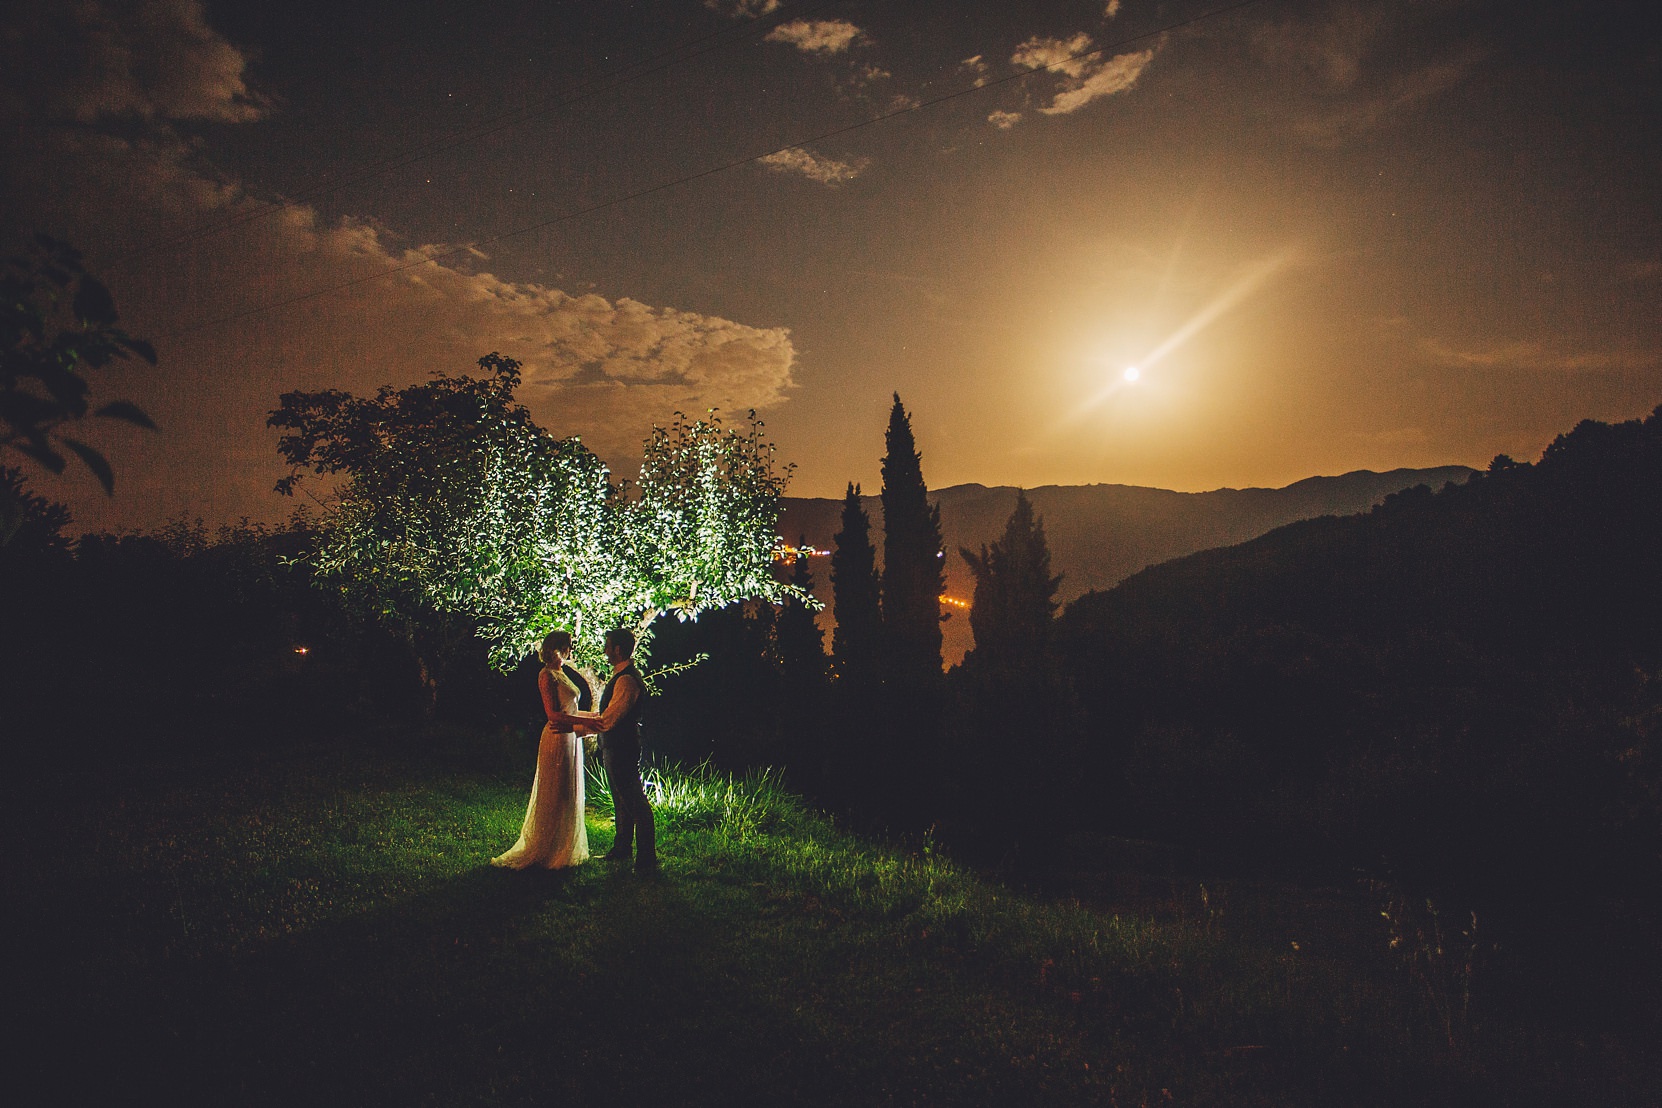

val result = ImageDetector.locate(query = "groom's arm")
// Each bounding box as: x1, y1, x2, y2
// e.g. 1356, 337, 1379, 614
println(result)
556, 671, 641, 733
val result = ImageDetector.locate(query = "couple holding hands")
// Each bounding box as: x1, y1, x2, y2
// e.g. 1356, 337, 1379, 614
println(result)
490, 627, 657, 875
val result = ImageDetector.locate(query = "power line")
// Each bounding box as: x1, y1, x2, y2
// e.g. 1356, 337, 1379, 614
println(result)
105, 0, 846, 271
161, 0, 1271, 342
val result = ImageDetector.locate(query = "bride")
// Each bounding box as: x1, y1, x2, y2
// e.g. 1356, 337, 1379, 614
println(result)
491, 631, 590, 870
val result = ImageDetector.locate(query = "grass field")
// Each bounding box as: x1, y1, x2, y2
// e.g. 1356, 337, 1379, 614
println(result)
4, 736, 1651, 1105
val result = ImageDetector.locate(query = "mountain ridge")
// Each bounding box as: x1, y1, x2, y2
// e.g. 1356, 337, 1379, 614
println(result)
777, 465, 1477, 663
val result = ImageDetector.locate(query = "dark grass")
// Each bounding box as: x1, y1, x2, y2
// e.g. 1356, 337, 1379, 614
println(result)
4, 739, 1653, 1106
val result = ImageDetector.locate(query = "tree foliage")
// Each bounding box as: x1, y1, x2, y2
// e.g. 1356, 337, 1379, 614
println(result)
0, 465, 72, 560
1, 234, 157, 543
270, 354, 799, 682
627, 409, 798, 646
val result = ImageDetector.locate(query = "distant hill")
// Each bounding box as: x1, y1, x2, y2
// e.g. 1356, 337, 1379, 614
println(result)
1050, 407, 1662, 899
778, 466, 1477, 663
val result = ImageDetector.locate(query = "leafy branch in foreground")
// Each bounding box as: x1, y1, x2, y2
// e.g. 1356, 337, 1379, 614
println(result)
1, 234, 157, 542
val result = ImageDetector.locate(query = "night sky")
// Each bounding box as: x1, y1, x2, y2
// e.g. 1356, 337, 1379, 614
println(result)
4, 0, 1658, 531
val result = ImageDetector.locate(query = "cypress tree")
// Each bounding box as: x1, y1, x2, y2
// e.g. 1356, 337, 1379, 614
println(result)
961, 489, 1061, 670
879, 393, 944, 679
830, 482, 881, 683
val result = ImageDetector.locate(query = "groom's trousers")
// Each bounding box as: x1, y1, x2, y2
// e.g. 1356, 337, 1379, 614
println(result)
603, 739, 656, 863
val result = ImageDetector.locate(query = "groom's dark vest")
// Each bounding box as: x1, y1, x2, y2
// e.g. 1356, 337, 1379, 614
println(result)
598, 663, 645, 752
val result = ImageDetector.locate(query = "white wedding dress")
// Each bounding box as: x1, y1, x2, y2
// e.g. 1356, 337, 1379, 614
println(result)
491, 666, 589, 869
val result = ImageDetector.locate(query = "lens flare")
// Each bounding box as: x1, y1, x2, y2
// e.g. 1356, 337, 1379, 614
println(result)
1058, 246, 1296, 429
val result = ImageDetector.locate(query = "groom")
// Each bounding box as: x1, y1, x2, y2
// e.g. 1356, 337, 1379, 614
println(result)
555, 628, 656, 873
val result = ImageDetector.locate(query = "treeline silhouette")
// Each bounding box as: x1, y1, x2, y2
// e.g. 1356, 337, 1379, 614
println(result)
0, 496, 536, 762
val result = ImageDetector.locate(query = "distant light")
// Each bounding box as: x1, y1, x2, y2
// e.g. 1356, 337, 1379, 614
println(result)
938, 595, 970, 610
293, 646, 310, 655
772, 542, 828, 564
1123, 366, 1141, 383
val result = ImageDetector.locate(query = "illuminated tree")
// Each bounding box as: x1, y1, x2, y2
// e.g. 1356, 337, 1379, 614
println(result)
961, 490, 1061, 670
879, 393, 944, 679
830, 482, 881, 683
270, 355, 798, 707
1, 234, 156, 544
625, 409, 800, 660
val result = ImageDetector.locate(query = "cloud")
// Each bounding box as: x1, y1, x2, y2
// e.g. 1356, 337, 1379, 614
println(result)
1292, 56, 1476, 146
961, 55, 989, 87
704, 0, 781, 17
1104, 1, 1123, 19
0, 9, 797, 528
1012, 33, 1098, 79
1011, 34, 1157, 116
1420, 338, 1658, 374
1249, 4, 1484, 145
1622, 260, 1662, 283
1354, 426, 1430, 448
764, 19, 867, 55
757, 147, 870, 185
1041, 49, 1156, 114
1252, 4, 1389, 91
0, 0, 264, 123
988, 110, 1022, 130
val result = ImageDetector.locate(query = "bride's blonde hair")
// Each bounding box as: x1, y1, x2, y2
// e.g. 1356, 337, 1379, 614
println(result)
538, 630, 572, 665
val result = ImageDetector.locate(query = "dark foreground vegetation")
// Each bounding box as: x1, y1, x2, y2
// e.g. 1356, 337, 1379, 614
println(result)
5, 388, 1661, 1102
7, 743, 1656, 1106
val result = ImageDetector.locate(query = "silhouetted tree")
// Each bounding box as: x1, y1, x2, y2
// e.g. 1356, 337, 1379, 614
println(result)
879, 393, 944, 679
947, 491, 1075, 862
960, 489, 1061, 671
831, 482, 882, 684
0, 466, 70, 560
867, 394, 946, 828
777, 538, 826, 681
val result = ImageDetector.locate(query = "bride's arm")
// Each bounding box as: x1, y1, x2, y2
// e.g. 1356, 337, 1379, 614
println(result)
546, 673, 595, 732
538, 669, 562, 723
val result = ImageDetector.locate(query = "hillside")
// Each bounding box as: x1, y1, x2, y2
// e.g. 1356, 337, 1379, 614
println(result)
778, 467, 1475, 662
1049, 408, 1662, 917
